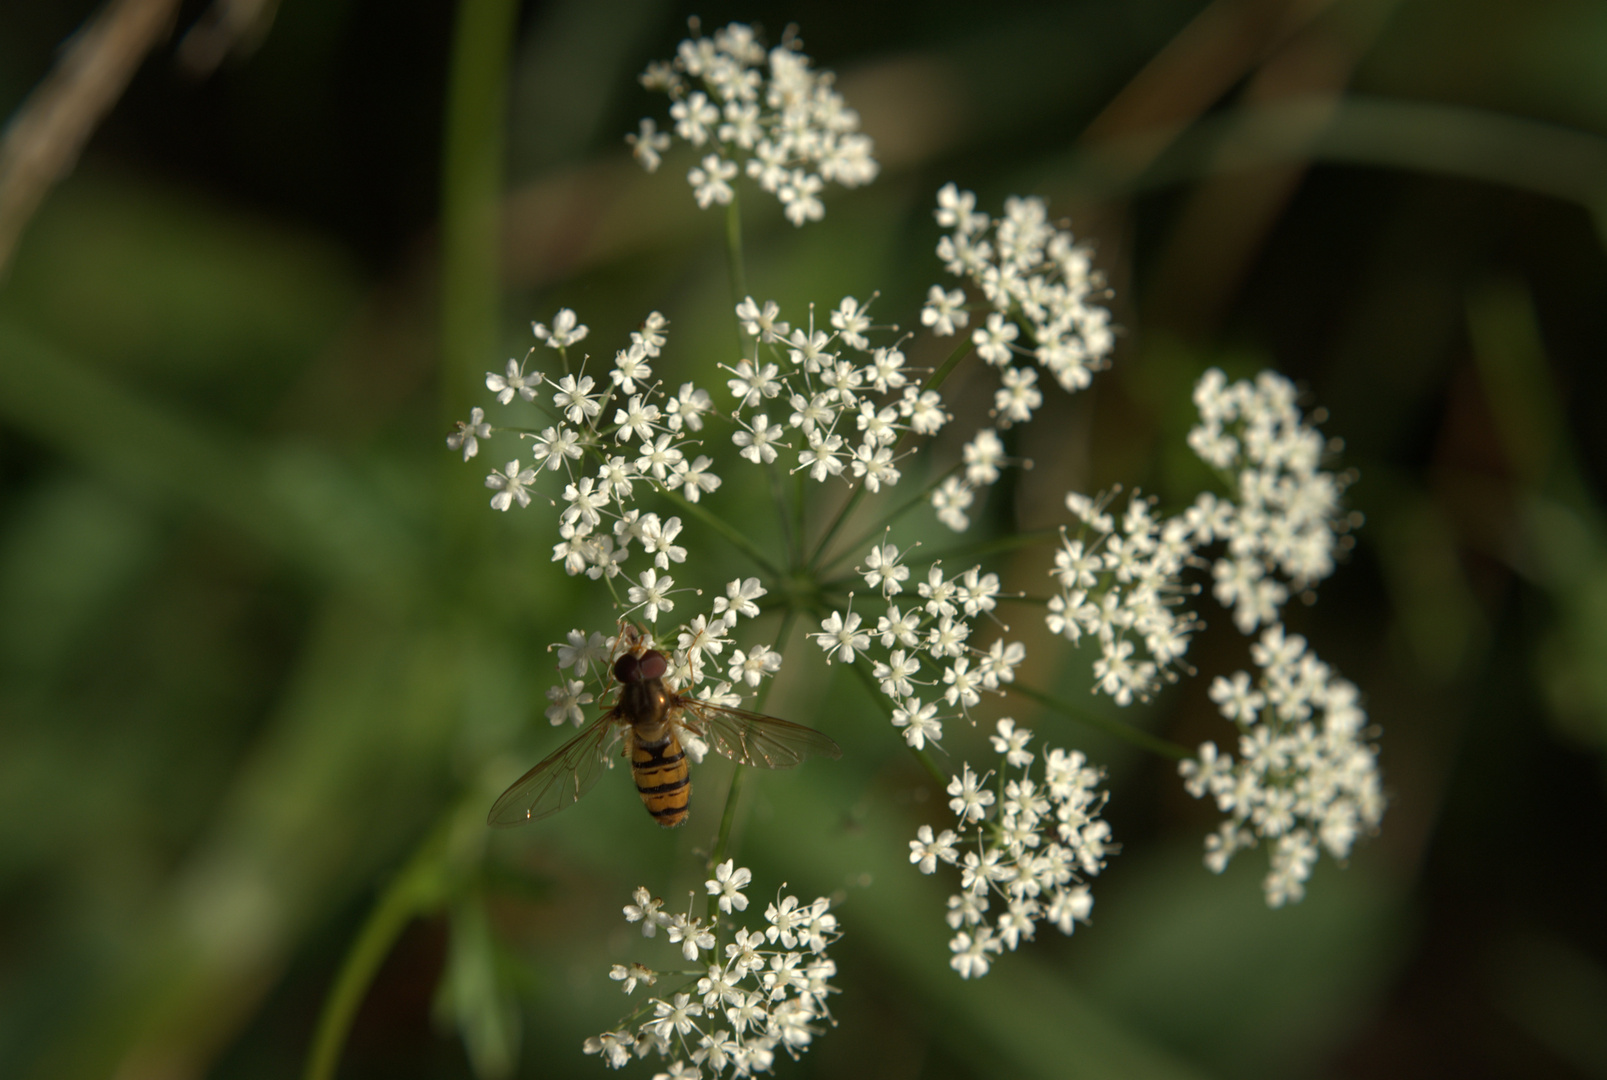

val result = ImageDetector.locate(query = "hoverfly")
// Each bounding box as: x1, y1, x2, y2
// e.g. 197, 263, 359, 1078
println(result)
488, 626, 841, 828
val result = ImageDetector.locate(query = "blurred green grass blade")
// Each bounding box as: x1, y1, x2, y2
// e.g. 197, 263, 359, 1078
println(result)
1051, 96, 1607, 242
0, 321, 425, 593
442, 893, 521, 1080
0, 477, 159, 678
440, 0, 519, 424
1351, 462, 1491, 685
0, 320, 278, 531
28, 594, 465, 1080
0, 169, 361, 394
1466, 281, 1607, 751
1466, 281, 1568, 487
304, 820, 455, 1080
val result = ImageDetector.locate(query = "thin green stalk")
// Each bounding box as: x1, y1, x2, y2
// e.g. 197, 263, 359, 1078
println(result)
841, 651, 947, 786
805, 477, 869, 576
917, 527, 1062, 566
791, 466, 807, 568
707, 609, 800, 919
924, 333, 976, 394
724, 193, 749, 326
766, 460, 801, 569
302, 821, 454, 1080
1008, 683, 1191, 760
439, 0, 519, 426
709, 768, 749, 889
821, 463, 963, 577
657, 485, 784, 580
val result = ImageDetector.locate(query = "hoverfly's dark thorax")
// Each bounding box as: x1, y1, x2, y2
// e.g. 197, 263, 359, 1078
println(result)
618, 676, 671, 735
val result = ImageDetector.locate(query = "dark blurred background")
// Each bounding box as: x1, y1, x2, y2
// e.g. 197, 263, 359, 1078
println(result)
3, 1, 1607, 1078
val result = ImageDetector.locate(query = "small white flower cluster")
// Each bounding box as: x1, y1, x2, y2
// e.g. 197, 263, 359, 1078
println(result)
548, 582, 779, 730
1048, 489, 1201, 706
910, 720, 1112, 979
726, 295, 958, 496
1046, 368, 1352, 706
630, 21, 878, 226
585, 862, 840, 1077
919, 184, 1116, 531
451, 309, 733, 589
924, 184, 1115, 394
446, 406, 492, 460
1187, 368, 1350, 633
1179, 626, 1383, 907
811, 540, 1024, 752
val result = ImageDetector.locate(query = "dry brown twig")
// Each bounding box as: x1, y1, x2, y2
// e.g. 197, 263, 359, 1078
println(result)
0, 0, 279, 279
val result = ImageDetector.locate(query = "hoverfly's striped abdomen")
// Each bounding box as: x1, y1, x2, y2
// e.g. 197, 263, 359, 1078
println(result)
629, 727, 690, 828
486, 636, 837, 831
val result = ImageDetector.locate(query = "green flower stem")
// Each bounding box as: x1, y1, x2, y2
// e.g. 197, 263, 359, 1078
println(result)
792, 467, 807, 568
1007, 683, 1192, 761
602, 569, 625, 609
766, 460, 801, 568
924, 334, 976, 394
657, 486, 784, 581
841, 652, 948, 787
302, 820, 455, 1080
724, 192, 749, 328
908, 742, 948, 787
805, 475, 869, 576
439, 0, 519, 426
820, 463, 963, 576
914, 527, 1063, 567
710, 766, 749, 877
707, 608, 800, 921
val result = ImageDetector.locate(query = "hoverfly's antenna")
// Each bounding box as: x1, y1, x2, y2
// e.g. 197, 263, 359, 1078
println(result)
611, 619, 647, 658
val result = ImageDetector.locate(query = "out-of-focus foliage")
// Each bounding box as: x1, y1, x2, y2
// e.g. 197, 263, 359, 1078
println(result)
2, 1, 1605, 1079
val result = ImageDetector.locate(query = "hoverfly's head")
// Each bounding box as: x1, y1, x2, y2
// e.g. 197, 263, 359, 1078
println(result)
613, 648, 668, 684
614, 620, 648, 653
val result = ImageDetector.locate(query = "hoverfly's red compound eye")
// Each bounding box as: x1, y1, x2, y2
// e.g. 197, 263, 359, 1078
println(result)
638, 650, 668, 680
613, 653, 641, 683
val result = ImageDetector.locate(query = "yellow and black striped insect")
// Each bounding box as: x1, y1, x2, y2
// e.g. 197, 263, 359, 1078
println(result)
488, 628, 841, 829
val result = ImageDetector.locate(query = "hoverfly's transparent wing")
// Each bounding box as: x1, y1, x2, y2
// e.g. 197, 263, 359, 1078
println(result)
676, 698, 842, 769
487, 714, 622, 827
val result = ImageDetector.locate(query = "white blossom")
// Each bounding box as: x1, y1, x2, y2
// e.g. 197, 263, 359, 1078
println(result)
632, 22, 878, 224
919, 725, 1113, 979
1178, 624, 1383, 907
590, 872, 840, 1077
446, 407, 492, 460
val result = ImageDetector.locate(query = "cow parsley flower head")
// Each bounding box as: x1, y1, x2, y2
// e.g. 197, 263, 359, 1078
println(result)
912, 722, 1114, 978
632, 20, 878, 225
1178, 625, 1383, 906
452, 309, 747, 587
587, 871, 840, 1076
813, 550, 1022, 754
446, 33, 1387, 1059
921, 185, 1117, 530
1044, 369, 1353, 707
723, 295, 946, 504
1186, 368, 1354, 632
928, 185, 1114, 393
1046, 488, 1201, 705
